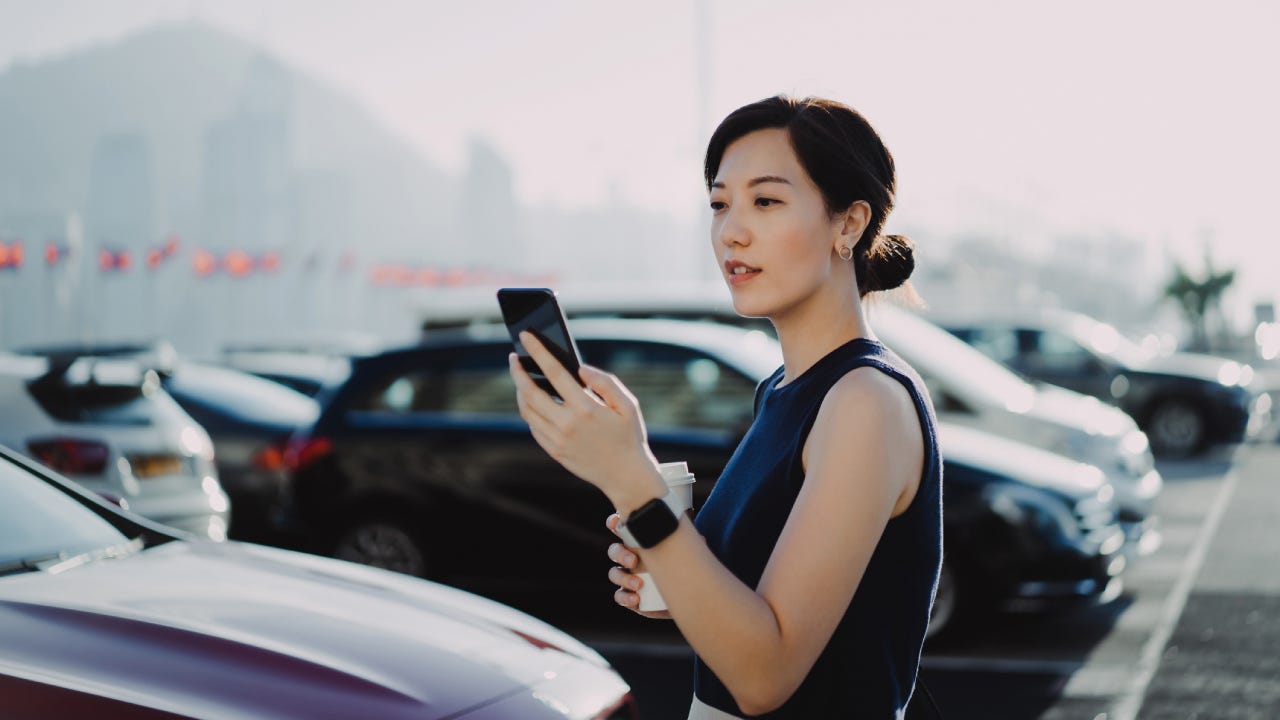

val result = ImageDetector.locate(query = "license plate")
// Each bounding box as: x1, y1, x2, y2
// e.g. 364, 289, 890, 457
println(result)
129, 455, 184, 479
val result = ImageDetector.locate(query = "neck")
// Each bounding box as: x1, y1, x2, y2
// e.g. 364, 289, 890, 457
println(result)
771, 283, 873, 387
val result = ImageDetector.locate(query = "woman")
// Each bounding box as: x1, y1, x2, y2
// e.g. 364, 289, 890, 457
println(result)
509, 95, 942, 719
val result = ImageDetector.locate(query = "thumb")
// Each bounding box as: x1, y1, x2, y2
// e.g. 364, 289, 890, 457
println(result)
579, 365, 634, 411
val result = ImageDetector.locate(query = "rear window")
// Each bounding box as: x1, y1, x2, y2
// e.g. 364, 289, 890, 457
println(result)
26, 361, 162, 426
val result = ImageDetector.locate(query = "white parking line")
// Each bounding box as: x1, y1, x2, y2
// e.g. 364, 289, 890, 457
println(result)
1108, 469, 1240, 720
921, 655, 1083, 675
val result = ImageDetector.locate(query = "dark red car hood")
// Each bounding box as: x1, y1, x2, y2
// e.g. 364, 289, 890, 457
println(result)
0, 540, 627, 719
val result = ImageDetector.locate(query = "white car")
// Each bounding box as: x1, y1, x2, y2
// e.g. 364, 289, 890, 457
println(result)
0, 352, 229, 540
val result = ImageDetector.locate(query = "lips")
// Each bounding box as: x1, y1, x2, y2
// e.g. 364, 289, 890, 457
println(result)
725, 260, 761, 286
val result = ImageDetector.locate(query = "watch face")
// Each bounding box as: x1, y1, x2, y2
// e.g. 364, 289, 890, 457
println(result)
625, 497, 680, 549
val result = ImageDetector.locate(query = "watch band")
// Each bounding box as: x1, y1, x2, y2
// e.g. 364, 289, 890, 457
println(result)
618, 489, 686, 549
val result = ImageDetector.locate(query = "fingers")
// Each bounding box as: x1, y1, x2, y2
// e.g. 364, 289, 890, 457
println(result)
609, 566, 644, 613
578, 365, 635, 412
608, 565, 643, 591
614, 586, 642, 611
605, 513, 622, 536
519, 332, 587, 407
509, 353, 564, 429
607, 541, 638, 569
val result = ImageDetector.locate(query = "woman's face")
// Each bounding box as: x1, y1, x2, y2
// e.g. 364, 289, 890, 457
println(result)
709, 128, 851, 320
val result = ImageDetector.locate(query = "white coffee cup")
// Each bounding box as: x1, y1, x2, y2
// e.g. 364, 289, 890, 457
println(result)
634, 461, 695, 612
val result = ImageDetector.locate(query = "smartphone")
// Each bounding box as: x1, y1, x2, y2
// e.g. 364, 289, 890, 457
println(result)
497, 288, 585, 400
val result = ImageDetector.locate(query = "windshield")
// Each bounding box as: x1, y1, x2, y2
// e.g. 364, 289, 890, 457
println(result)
870, 304, 1037, 411
0, 456, 129, 568
166, 364, 319, 425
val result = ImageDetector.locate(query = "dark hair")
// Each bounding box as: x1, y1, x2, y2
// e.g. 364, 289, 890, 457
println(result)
704, 95, 915, 297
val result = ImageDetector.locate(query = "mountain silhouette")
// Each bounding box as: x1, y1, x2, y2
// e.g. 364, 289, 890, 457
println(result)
0, 21, 459, 264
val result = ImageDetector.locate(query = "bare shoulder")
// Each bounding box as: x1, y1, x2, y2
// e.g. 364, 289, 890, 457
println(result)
803, 365, 924, 504
822, 365, 918, 427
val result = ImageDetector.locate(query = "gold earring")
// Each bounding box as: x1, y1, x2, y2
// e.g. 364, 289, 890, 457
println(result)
838, 245, 854, 262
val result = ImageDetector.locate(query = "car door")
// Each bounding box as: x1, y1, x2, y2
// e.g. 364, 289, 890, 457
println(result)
405, 343, 607, 583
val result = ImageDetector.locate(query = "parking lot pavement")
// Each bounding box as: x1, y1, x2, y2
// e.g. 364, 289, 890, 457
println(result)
567, 446, 1255, 720
1136, 442, 1280, 719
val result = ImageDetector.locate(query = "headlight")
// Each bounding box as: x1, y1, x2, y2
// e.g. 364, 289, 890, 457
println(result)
986, 484, 1080, 541
1117, 430, 1153, 477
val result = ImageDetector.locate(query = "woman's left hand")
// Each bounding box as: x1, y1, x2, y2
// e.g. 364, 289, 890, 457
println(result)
509, 332, 665, 508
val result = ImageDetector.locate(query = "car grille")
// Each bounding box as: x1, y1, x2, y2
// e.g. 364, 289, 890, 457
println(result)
1074, 494, 1120, 535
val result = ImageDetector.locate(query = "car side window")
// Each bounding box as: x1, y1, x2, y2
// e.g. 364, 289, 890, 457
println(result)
350, 347, 517, 417
440, 346, 518, 417
353, 370, 442, 413
964, 327, 1018, 365
584, 341, 756, 432
1026, 330, 1094, 374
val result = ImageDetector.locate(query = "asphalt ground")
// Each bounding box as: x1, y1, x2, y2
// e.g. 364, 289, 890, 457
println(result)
538, 438, 1279, 720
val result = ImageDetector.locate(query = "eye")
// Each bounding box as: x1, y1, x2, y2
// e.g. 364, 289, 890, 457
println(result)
755, 197, 780, 208
709, 200, 727, 212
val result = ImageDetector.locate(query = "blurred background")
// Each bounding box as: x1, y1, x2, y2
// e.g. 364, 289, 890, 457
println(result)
1, 0, 1277, 359
3, 3, 1280, 719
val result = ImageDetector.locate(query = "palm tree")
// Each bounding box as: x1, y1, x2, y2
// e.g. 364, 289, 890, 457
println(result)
1163, 248, 1235, 352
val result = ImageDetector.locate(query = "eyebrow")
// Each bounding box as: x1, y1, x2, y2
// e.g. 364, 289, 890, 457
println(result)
710, 175, 793, 189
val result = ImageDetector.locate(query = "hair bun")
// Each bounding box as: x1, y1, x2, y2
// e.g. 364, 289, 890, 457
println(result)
861, 234, 915, 293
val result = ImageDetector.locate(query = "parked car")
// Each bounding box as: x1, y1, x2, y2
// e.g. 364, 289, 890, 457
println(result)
452, 289, 1161, 548
0, 351, 229, 541
0, 444, 636, 719
159, 362, 320, 542
285, 318, 1127, 638
937, 310, 1274, 457
868, 305, 1161, 545
934, 423, 1126, 636
14, 343, 318, 541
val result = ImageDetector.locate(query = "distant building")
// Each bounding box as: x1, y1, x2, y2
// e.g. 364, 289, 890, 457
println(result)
84, 131, 155, 343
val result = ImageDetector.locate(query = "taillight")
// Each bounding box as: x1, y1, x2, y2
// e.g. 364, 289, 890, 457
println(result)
27, 438, 111, 475
284, 435, 333, 472
252, 442, 288, 472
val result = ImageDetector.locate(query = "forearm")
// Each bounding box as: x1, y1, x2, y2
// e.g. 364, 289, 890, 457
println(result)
637, 517, 793, 712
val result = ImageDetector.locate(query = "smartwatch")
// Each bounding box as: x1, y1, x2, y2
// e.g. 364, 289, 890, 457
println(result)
617, 490, 686, 549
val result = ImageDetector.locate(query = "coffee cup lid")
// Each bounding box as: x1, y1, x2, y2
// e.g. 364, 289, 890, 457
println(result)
658, 461, 694, 483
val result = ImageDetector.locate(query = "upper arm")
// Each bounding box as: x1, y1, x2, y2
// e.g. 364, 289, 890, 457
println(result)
754, 367, 924, 700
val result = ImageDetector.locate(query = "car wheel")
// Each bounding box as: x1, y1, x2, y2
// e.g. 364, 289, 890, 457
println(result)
333, 517, 428, 577
926, 559, 959, 640
1147, 398, 1206, 457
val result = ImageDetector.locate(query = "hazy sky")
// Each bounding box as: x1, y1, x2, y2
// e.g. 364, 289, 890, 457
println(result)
3, 0, 1277, 307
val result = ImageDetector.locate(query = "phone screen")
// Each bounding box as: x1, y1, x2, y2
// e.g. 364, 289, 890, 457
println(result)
497, 288, 583, 398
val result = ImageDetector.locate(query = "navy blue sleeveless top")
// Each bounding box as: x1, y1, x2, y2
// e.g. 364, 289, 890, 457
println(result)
692, 337, 943, 718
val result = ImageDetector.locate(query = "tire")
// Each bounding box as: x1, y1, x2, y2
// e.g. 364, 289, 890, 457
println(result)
926, 559, 959, 641
333, 516, 428, 577
1146, 398, 1206, 458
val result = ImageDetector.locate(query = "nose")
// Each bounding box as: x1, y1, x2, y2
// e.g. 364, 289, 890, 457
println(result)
714, 206, 750, 249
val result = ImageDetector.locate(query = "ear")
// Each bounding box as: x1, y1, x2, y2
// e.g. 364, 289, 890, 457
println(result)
835, 201, 872, 251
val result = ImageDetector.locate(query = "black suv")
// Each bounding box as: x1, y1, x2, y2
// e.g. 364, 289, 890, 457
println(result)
282, 319, 1125, 636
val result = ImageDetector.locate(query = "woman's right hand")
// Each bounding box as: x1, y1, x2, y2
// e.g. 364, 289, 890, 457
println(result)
606, 514, 671, 620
